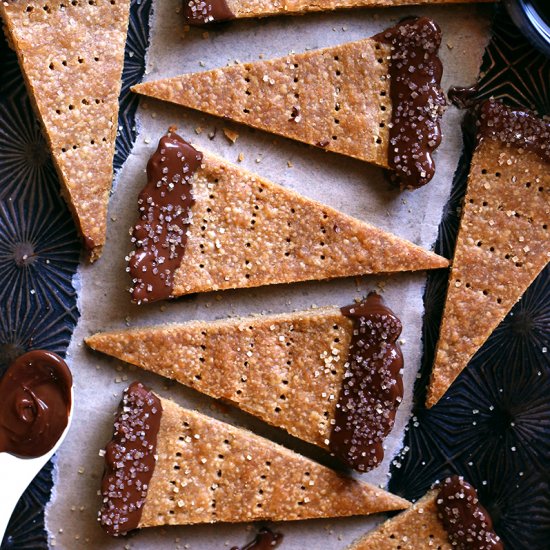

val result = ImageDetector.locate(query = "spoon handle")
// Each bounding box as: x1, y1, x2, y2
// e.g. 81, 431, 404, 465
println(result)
0, 452, 49, 543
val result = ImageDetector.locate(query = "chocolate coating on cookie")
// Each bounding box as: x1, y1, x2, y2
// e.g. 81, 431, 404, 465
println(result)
99, 382, 162, 536
477, 99, 550, 163
375, 17, 446, 189
128, 130, 203, 304
329, 292, 403, 472
183, 0, 235, 25
437, 476, 503, 550
0, 350, 72, 458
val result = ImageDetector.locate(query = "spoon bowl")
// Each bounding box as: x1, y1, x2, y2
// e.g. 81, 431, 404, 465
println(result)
0, 387, 74, 543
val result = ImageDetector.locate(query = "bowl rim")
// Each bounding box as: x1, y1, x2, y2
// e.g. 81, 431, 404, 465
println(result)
504, 0, 550, 57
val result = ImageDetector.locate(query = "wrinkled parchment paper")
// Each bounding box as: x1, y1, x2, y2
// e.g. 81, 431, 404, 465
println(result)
46, 1, 491, 548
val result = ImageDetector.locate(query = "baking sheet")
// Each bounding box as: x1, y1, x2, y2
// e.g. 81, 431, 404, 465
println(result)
46, 2, 491, 548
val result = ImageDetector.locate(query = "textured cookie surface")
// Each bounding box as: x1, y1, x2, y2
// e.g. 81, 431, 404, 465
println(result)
428, 139, 550, 407
88, 308, 353, 449
133, 39, 392, 167
154, 151, 447, 297
0, 0, 130, 260
348, 491, 451, 549
139, 397, 409, 527
225, 0, 492, 20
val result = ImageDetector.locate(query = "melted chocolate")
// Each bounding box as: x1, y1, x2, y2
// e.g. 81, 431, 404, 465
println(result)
128, 131, 203, 304
447, 85, 480, 109
329, 293, 403, 472
375, 17, 446, 189
0, 350, 72, 458
436, 476, 503, 550
230, 528, 283, 550
99, 382, 162, 536
83, 235, 96, 253
183, 0, 235, 25
477, 99, 550, 163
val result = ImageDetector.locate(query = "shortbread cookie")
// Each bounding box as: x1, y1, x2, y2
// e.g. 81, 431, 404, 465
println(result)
349, 476, 502, 549
125, 130, 447, 303
89, 293, 403, 472
184, 1, 491, 25
0, 1, 131, 261
99, 382, 409, 535
133, 17, 446, 189
427, 100, 550, 407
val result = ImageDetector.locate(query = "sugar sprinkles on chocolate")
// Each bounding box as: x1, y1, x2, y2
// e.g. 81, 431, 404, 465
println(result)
127, 131, 203, 303
375, 17, 446, 189
436, 475, 503, 550
183, 0, 235, 26
99, 382, 162, 535
330, 292, 404, 472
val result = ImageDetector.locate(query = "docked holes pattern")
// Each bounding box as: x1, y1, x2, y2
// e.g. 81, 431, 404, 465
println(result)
319, 325, 340, 429
208, 438, 228, 516
192, 330, 207, 382
454, 278, 505, 305
234, 337, 252, 398
54, 94, 106, 151
254, 460, 272, 511
243, 66, 252, 114
289, 61, 300, 119
332, 55, 341, 142
319, 233, 326, 260
375, 43, 390, 141
284, 232, 293, 259
386, 532, 442, 550
243, 191, 263, 275
255, 458, 271, 510
275, 324, 294, 415
197, 185, 218, 267
168, 420, 193, 517
469, 193, 544, 253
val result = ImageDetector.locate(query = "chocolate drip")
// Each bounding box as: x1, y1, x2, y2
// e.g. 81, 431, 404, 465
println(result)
0, 350, 72, 458
447, 85, 481, 109
83, 235, 96, 253
477, 99, 550, 163
99, 382, 162, 536
128, 131, 203, 304
436, 476, 503, 550
230, 528, 283, 550
329, 292, 404, 472
375, 17, 446, 189
183, 0, 235, 25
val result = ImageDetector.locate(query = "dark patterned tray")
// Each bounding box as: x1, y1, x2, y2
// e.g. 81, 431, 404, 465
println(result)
0, 1, 151, 547
0, 3, 548, 549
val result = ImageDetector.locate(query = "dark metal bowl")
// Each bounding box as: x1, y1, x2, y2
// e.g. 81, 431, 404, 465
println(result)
504, 0, 550, 57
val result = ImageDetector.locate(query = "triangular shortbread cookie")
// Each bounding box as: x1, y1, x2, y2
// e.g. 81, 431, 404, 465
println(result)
349, 476, 502, 549
126, 131, 447, 303
427, 100, 550, 407
0, 1, 131, 261
99, 382, 409, 535
349, 491, 451, 549
89, 293, 404, 472
183, 0, 490, 25
133, 17, 446, 189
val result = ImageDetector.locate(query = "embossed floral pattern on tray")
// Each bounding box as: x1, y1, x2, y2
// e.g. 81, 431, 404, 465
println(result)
0, 1, 152, 547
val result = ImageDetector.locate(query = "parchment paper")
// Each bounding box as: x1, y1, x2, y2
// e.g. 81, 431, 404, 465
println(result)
46, 2, 491, 548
